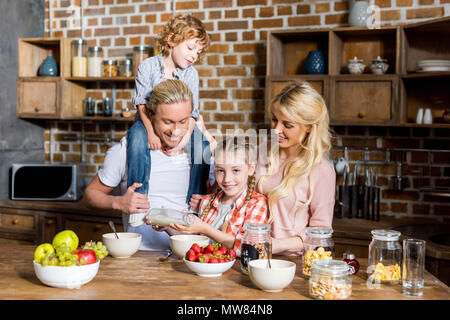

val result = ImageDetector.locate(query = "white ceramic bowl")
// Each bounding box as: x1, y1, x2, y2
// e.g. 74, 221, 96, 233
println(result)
102, 232, 142, 258
170, 234, 210, 259
33, 260, 100, 289
248, 259, 296, 292
183, 258, 235, 277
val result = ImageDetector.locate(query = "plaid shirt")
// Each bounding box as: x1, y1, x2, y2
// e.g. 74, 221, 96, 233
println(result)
199, 188, 269, 257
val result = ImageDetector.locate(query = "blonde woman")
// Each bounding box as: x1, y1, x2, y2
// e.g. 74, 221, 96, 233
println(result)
255, 81, 336, 255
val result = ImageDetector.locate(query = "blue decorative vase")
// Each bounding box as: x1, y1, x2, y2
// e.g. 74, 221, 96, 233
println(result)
38, 54, 58, 76
305, 50, 325, 74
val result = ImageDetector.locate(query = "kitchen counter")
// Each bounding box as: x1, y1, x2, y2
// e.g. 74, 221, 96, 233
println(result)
332, 215, 450, 260
1, 244, 449, 300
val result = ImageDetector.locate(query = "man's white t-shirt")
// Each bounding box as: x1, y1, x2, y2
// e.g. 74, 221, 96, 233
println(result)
98, 137, 190, 251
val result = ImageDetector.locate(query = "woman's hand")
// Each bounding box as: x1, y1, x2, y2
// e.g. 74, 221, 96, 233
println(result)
189, 194, 204, 213
170, 215, 205, 234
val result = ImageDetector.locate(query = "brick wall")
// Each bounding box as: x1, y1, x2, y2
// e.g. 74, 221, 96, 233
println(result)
43, 0, 450, 220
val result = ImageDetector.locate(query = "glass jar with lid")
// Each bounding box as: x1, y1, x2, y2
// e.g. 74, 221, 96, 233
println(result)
240, 224, 271, 275
119, 59, 133, 77
103, 59, 117, 77
87, 46, 103, 77
367, 229, 402, 285
302, 227, 334, 277
133, 46, 152, 76
71, 39, 87, 77
309, 259, 353, 300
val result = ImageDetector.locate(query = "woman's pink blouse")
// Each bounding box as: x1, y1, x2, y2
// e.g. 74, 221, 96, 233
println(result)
255, 157, 336, 255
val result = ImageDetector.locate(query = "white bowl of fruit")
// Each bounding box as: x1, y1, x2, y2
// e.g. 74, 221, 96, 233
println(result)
33, 230, 108, 289
183, 242, 236, 277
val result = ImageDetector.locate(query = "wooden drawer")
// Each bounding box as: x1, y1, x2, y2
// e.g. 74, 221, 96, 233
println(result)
265, 76, 329, 113
17, 77, 60, 118
64, 218, 124, 244
330, 76, 398, 123
0, 213, 36, 232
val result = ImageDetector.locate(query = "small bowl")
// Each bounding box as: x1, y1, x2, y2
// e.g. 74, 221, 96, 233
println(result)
33, 260, 100, 289
170, 234, 210, 259
183, 258, 235, 277
102, 232, 142, 258
248, 259, 296, 292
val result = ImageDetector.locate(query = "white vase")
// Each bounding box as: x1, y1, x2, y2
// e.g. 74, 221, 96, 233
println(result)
423, 108, 433, 124
416, 108, 424, 124
349, 0, 370, 27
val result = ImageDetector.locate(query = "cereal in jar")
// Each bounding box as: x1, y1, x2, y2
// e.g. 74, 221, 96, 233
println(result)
240, 224, 271, 275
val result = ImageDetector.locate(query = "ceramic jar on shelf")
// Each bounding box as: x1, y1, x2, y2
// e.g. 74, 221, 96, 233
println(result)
347, 57, 365, 74
370, 56, 389, 74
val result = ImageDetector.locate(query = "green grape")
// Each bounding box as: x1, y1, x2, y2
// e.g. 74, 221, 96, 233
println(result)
96, 242, 103, 249
51, 258, 59, 266
60, 261, 66, 267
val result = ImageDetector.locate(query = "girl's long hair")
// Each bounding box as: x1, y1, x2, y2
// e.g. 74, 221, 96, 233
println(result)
201, 137, 257, 218
257, 81, 332, 222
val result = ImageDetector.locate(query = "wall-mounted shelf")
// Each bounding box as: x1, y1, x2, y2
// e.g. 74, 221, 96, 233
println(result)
16, 37, 137, 121
66, 76, 135, 82
266, 17, 450, 128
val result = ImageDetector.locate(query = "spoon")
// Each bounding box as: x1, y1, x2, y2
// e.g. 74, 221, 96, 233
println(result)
264, 242, 271, 268
109, 220, 119, 239
158, 250, 173, 262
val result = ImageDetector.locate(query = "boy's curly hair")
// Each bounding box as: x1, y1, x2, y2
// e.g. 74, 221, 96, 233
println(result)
156, 13, 210, 62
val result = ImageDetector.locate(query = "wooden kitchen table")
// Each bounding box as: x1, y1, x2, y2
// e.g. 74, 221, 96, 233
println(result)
1, 244, 449, 300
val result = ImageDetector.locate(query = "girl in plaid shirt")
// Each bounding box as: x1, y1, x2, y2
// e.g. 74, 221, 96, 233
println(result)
156, 137, 269, 257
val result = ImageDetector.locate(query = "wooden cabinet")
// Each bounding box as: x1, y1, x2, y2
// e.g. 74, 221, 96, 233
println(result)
330, 75, 398, 124
16, 37, 135, 121
0, 200, 123, 245
64, 215, 123, 244
0, 208, 38, 243
266, 17, 450, 127
17, 38, 87, 119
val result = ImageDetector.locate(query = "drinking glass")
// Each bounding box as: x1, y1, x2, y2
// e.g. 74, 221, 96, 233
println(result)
402, 239, 426, 296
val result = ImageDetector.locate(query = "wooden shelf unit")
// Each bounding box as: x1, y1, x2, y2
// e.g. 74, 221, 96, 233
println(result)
266, 17, 450, 127
17, 37, 136, 121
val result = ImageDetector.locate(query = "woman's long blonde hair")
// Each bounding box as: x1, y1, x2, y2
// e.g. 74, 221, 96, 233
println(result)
257, 81, 332, 222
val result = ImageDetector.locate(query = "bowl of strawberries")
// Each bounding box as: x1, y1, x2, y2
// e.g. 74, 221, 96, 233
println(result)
183, 242, 236, 277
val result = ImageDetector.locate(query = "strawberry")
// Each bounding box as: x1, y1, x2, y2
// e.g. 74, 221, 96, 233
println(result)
198, 254, 210, 263
224, 257, 231, 262
187, 252, 197, 262
219, 245, 227, 255
209, 257, 219, 264
227, 249, 236, 260
191, 243, 201, 254
185, 249, 195, 260
204, 244, 215, 254
199, 246, 205, 254
218, 258, 225, 263
213, 249, 222, 256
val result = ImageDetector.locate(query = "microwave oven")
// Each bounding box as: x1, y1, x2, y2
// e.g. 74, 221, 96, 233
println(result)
10, 163, 88, 201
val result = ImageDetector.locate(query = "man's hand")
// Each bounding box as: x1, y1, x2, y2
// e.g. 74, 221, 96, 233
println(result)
119, 183, 150, 214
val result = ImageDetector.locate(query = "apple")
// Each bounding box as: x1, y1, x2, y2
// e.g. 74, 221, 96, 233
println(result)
34, 243, 55, 264
52, 230, 79, 252
73, 249, 97, 265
